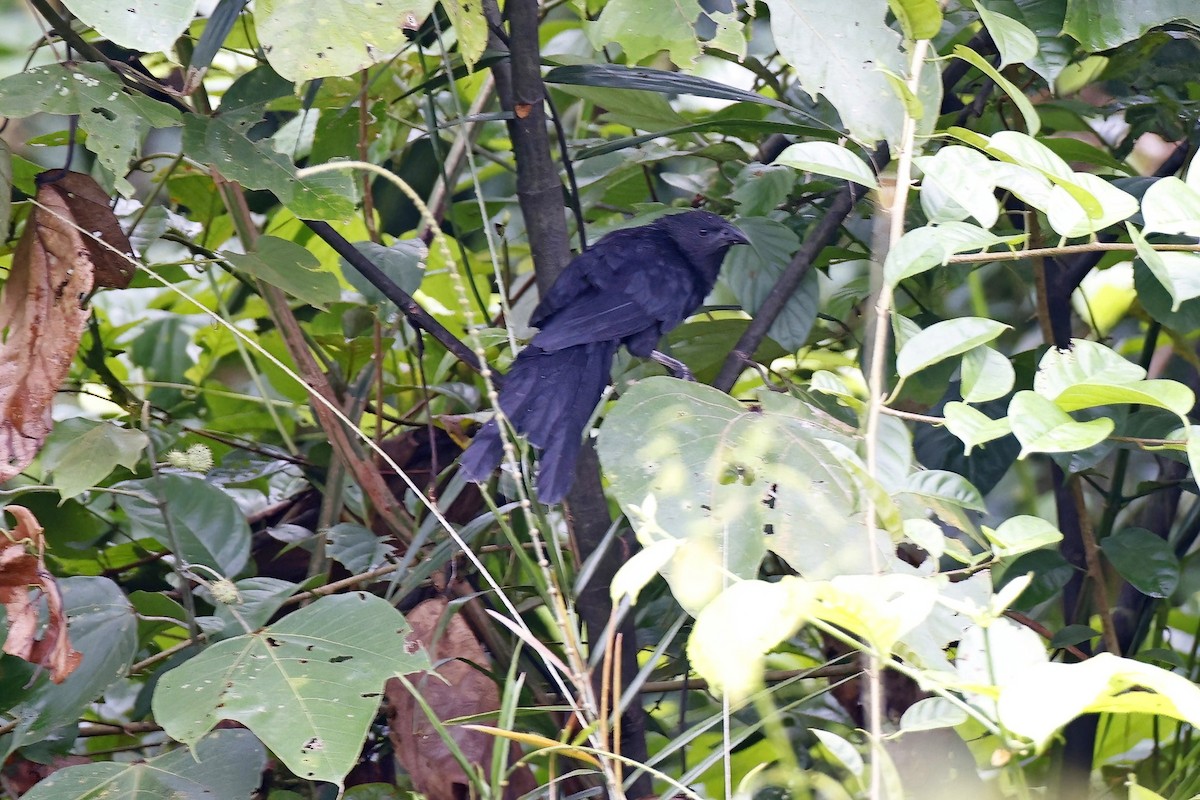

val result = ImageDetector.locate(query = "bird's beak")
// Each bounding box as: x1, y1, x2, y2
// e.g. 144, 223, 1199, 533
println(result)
726, 226, 751, 246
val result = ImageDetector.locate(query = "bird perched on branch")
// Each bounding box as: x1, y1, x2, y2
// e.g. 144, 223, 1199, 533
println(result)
459, 210, 750, 503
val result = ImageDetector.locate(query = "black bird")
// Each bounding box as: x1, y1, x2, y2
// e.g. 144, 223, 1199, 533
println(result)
459, 210, 750, 503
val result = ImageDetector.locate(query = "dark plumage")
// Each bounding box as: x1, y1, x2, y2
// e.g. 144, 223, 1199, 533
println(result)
459, 210, 750, 503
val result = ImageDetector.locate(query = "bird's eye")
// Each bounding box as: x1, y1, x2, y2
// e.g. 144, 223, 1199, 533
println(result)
698, 228, 710, 236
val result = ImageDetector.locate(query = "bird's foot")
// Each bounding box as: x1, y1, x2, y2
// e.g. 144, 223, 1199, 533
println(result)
650, 350, 695, 381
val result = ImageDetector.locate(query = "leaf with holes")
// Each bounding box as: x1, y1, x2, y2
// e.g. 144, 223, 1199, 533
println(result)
153, 592, 430, 789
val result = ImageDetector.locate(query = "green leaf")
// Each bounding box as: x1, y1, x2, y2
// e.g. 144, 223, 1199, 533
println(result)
225, 235, 341, 308
22, 729, 266, 800
442, 0, 488, 70
961, 345, 1015, 403
901, 469, 987, 512
974, 3, 1038, 68
40, 419, 148, 499
763, 0, 913, 145
256, 0, 437, 80
1033, 338, 1146, 400
888, 0, 943, 39
553, 84, 687, 131
597, 378, 864, 612
914, 145, 999, 226
1053, 380, 1195, 419
0, 64, 180, 194
1045, 172, 1139, 238
730, 163, 798, 216
985, 515, 1063, 558
775, 141, 879, 189
326, 522, 398, 573
884, 222, 1023, 286
724, 218, 819, 350
900, 696, 969, 732
611, 538, 680, 605
812, 574, 938, 655
1141, 176, 1200, 236
985, 0, 1072, 82
210, 578, 302, 639
5, 578, 137, 752
60, 0, 198, 52
589, 0, 704, 66
951, 44, 1040, 135
997, 653, 1200, 750
687, 578, 812, 699
896, 317, 1009, 378
1101, 527, 1179, 598
1129, 225, 1200, 312
182, 114, 355, 220
115, 474, 251, 576
1008, 390, 1114, 457
1063, 0, 1200, 51
942, 401, 1013, 454
154, 593, 430, 788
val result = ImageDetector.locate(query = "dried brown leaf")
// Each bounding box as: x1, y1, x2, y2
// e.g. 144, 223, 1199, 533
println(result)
388, 597, 537, 800
43, 172, 136, 290
0, 171, 132, 481
0, 506, 83, 682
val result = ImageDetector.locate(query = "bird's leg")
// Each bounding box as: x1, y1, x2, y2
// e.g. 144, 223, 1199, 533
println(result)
649, 350, 695, 381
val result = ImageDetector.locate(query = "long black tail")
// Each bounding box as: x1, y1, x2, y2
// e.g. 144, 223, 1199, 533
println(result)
458, 341, 618, 503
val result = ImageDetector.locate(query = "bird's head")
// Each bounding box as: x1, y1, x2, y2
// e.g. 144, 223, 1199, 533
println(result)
657, 210, 750, 263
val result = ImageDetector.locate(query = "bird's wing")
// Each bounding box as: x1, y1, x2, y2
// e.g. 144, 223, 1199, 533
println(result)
530, 290, 656, 350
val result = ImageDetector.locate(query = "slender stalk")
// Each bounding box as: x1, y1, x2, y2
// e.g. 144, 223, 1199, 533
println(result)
862, 38, 931, 798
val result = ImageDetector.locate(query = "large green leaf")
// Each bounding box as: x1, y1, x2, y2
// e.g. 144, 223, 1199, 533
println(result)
255, 0, 437, 80
21, 729, 266, 800
597, 379, 865, 612
225, 235, 342, 308
182, 114, 355, 220
997, 653, 1200, 750
1033, 338, 1146, 400
1063, 0, 1200, 51
1008, 390, 1114, 456
153, 593, 430, 789
0, 64, 180, 194
115, 475, 251, 577
1100, 527, 1179, 599
987, 0, 1071, 82
975, 3, 1038, 68
763, 0, 929, 145
588, 0, 706, 66
4, 578, 137, 755
61, 0, 198, 52
39, 419, 148, 499
896, 317, 1009, 378
723, 218, 817, 350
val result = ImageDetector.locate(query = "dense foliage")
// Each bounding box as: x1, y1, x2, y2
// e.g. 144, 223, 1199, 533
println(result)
3, 1, 1200, 799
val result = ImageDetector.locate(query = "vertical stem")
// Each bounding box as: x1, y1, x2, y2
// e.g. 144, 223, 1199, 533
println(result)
862, 38, 930, 797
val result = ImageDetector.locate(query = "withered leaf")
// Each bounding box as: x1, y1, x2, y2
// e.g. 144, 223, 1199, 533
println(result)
0, 506, 82, 683
0, 171, 134, 482
387, 597, 537, 800
41, 172, 136, 290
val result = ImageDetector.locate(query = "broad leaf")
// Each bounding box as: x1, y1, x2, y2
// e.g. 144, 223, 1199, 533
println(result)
60, 0, 198, 52
775, 141, 879, 188
40, 419, 148, 499
115, 474, 251, 577
256, 0, 436, 80
1100, 528, 1179, 599
21, 729, 266, 800
1008, 391, 1114, 457
154, 592, 431, 789
896, 317, 1009, 378
225, 235, 341, 308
